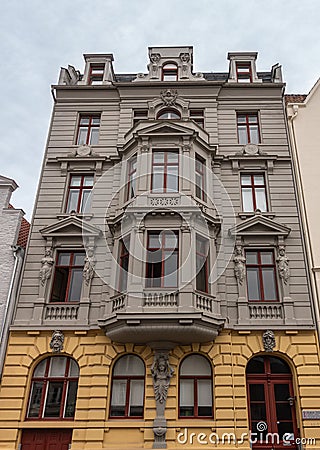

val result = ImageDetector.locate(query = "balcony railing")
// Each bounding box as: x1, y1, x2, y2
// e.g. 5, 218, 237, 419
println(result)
249, 303, 283, 320
112, 293, 127, 312
143, 290, 179, 307
44, 304, 79, 320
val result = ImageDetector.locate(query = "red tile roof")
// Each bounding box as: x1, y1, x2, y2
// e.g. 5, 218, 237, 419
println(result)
8, 204, 30, 248
284, 94, 307, 104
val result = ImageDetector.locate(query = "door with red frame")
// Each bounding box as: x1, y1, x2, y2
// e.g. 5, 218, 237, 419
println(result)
246, 356, 299, 450
21, 429, 72, 450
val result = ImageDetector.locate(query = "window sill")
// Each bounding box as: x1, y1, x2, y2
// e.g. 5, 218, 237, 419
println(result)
238, 211, 275, 220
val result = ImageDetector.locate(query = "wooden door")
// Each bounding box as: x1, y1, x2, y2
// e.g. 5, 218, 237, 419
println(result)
21, 429, 72, 450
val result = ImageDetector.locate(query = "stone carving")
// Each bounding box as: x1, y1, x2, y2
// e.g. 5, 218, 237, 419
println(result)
160, 89, 178, 106
39, 248, 54, 286
50, 330, 65, 353
179, 53, 190, 63
150, 53, 161, 64
277, 246, 290, 284
76, 144, 91, 157
234, 245, 246, 285
151, 353, 174, 405
153, 426, 167, 448
263, 330, 276, 352
150, 197, 179, 207
83, 247, 96, 285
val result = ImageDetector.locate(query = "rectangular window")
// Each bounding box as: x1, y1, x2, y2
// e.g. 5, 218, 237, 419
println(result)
50, 252, 85, 302
126, 155, 137, 200
66, 174, 94, 213
246, 250, 278, 301
76, 115, 100, 145
151, 151, 179, 193
241, 174, 267, 212
88, 64, 105, 85
237, 113, 260, 145
195, 155, 207, 202
146, 231, 179, 287
118, 237, 130, 292
236, 62, 252, 82
133, 110, 148, 127
196, 235, 209, 293
190, 110, 204, 128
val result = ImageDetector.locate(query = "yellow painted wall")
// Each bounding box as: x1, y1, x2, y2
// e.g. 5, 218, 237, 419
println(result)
0, 329, 319, 449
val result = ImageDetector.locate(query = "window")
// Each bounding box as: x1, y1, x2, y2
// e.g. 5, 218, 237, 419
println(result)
195, 155, 206, 202
76, 115, 100, 145
246, 250, 278, 301
50, 252, 85, 303
162, 63, 178, 81
157, 109, 181, 120
146, 231, 179, 288
110, 355, 145, 418
237, 113, 260, 145
196, 235, 209, 293
126, 155, 137, 200
66, 174, 94, 213
133, 110, 148, 127
88, 64, 105, 85
27, 356, 79, 420
179, 355, 212, 418
236, 62, 252, 82
151, 151, 179, 193
118, 237, 130, 292
190, 110, 204, 128
241, 174, 267, 212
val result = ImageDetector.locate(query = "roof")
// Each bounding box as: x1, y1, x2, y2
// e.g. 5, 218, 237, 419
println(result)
284, 94, 307, 104
115, 72, 272, 83
8, 204, 30, 248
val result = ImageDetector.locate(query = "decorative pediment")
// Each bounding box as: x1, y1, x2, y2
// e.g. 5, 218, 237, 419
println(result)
40, 215, 101, 239
229, 214, 291, 237
134, 120, 197, 137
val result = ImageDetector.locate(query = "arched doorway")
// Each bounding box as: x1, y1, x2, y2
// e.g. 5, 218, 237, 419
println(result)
246, 355, 299, 449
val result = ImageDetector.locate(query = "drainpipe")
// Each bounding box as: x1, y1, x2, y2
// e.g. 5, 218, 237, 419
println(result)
0, 245, 24, 379
286, 104, 320, 339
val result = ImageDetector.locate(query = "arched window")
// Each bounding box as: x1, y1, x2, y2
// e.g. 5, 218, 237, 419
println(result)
246, 356, 298, 447
179, 354, 213, 418
110, 354, 145, 418
157, 109, 181, 120
162, 63, 178, 81
27, 356, 79, 419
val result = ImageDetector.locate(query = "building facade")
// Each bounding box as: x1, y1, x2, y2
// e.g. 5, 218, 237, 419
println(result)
0, 47, 320, 450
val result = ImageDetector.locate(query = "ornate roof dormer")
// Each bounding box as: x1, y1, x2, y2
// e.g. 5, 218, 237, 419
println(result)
227, 52, 261, 83
134, 46, 205, 82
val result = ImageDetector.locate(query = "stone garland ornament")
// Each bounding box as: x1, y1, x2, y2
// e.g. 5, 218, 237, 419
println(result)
160, 89, 178, 107
234, 245, 246, 285
277, 246, 290, 284
83, 247, 96, 286
50, 330, 65, 353
39, 247, 54, 286
262, 330, 276, 352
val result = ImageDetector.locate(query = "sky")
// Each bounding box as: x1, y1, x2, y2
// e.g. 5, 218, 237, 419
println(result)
1, 0, 320, 220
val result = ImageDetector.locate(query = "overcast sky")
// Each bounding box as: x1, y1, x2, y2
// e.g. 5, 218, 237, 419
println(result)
1, 0, 320, 220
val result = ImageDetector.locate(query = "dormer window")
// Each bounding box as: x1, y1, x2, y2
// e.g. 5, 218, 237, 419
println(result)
236, 63, 252, 82
162, 63, 178, 81
157, 109, 181, 120
88, 64, 105, 85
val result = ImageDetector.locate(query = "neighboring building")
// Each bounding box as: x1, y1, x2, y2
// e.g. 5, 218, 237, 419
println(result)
0, 48, 319, 450
0, 175, 30, 378
286, 84, 320, 340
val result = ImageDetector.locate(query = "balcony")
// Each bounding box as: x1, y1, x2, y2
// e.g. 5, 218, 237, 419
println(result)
98, 289, 225, 347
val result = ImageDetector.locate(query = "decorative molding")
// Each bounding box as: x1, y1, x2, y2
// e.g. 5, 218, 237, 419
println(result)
150, 53, 161, 64
234, 245, 246, 285
75, 144, 92, 157
150, 197, 179, 207
160, 89, 178, 106
179, 53, 190, 63
50, 330, 65, 353
262, 329, 276, 352
39, 247, 54, 286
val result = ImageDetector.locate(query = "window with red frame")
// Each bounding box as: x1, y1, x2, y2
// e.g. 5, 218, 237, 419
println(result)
27, 356, 79, 420
179, 354, 213, 418
245, 250, 278, 301
241, 174, 267, 212
157, 109, 181, 119
118, 237, 130, 292
76, 115, 100, 145
195, 155, 207, 202
190, 109, 204, 128
110, 355, 145, 418
66, 174, 94, 213
88, 64, 105, 85
236, 62, 252, 82
162, 63, 178, 81
196, 235, 209, 293
146, 231, 179, 288
126, 155, 137, 201
237, 113, 260, 145
50, 252, 85, 303
151, 151, 179, 193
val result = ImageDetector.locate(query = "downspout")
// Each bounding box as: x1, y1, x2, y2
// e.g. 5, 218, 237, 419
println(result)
0, 245, 24, 379
286, 103, 320, 338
